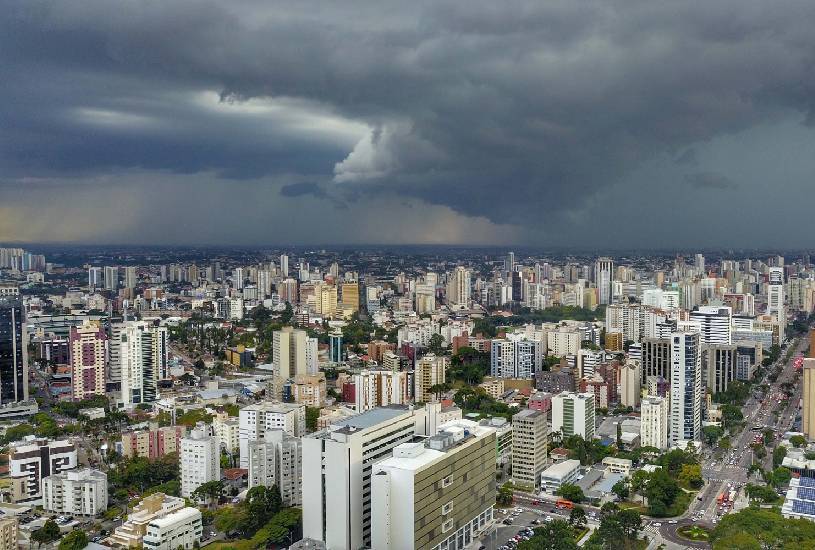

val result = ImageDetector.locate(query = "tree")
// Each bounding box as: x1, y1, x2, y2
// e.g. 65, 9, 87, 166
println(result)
703, 425, 725, 446
569, 506, 587, 528
646, 468, 679, 517
720, 436, 732, 450
710, 507, 815, 549
306, 406, 320, 431
32, 520, 61, 547
790, 435, 807, 448
191, 480, 224, 508
59, 530, 88, 550
556, 483, 585, 503
497, 482, 514, 506
773, 445, 788, 468
629, 470, 650, 504
612, 479, 630, 500
428, 333, 446, 355
678, 464, 704, 489
243, 485, 282, 535
518, 520, 578, 550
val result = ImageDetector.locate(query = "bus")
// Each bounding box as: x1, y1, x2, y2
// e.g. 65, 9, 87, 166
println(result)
555, 499, 574, 510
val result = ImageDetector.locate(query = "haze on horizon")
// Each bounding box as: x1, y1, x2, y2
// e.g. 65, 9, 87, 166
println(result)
2, 1, 815, 248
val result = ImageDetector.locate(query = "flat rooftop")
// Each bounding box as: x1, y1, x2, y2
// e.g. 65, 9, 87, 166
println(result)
333, 404, 412, 433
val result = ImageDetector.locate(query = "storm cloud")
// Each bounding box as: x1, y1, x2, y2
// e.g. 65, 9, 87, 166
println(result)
2, 0, 815, 246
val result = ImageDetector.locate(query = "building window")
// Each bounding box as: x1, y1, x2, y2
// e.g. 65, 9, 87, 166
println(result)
442, 519, 454, 533
442, 501, 453, 515
441, 474, 453, 488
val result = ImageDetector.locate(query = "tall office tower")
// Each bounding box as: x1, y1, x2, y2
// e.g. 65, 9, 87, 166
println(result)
302, 405, 424, 550
618, 360, 641, 407
551, 392, 596, 440
594, 257, 614, 305
354, 369, 410, 412
505, 252, 515, 278
328, 331, 344, 363
188, 263, 200, 283
511, 410, 549, 489
256, 270, 272, 299
446, 266, 471, 308
695, 253, 705, 274
180, 423, 220, 498
69, 321, 107, 399
670, 331, 702, 444
119, 321, 168, 405
0, 294, 27, 404
371, 420, 497, 550
124, 266, 137, 290
640, 338, 671, 384
247, 429, 302, 506
767, 266, 786, 343
278, 278, 298, 304
341, 281, 359, 314
88, 267, 102, 288
640, 396, 669, 450
280, 254, 289, 277
415, 283, 436, 314
689, 306, 732, 345
803, 359, 815, 440
318, 284, 338, 318
238, 401, 306, 467
271, 327, 316, 395
415, 353, 448, 403
490, 334, 542, 379
233, 267, 245, 290
104, 266, 119, 291
702, 345, 737, 394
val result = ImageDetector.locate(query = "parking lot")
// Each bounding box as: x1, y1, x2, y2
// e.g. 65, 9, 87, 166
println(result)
476, 505, 593, 550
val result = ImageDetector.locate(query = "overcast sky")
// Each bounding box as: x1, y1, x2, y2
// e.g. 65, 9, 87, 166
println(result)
3, 0, 815, 247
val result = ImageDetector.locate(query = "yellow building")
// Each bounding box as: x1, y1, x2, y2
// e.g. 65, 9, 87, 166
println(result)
341, 282, 359, 314
803, 358, 815, 440
289, 374, 327, 407
605, 332, 624, 352
479, 377, 505, 399
0, 517, 17, 550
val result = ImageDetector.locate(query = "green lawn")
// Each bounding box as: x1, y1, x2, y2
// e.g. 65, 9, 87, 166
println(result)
677, 524, 711, 541
665, 491, 694, 517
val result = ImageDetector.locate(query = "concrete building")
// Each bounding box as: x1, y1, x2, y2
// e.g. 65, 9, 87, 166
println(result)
415, 354, 448, 403
353, 369, 409, 412
371, 420, 497, 550
41, 468, 108, 516
68, 320, 107, 399
302, 405, 424, 550
119, 321, 168, 405
239, 401, 306, 467
142, 506, 202, 550
640, 396, 669, 450
211, 412, 240, 453
803, 358, 815, 440
552, 392, 595, 440
595, 257, 614, 305
107, 493, 186, 548
702, 344, 737, 394
617, 361, 641, 408
546, 327, 581, 357
540, 459, 581, 493
689, 306, 732, 345
670, 331, 702, 444
767, 266, 786, 343
180, 424, 220, 498
640, 338, 671, 385
0, 517, 17, 550
121, 425, 186, 459
8, 437, 77, 504
491, 334, 542, 379
285, 374, 327, 407
511, 409, 548, 489
247, 429, 302, 507
0, 294, 27, 405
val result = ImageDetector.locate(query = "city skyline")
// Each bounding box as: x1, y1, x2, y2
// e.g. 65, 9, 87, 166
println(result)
3, 1, 815, 246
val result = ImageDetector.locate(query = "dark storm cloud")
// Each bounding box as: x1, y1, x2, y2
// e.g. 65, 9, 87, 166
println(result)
280, 182, 326, 198
3, 0, 815, 243
684, 172, 739, 190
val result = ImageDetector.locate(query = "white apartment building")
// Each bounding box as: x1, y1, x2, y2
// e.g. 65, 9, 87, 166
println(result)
371, 420, 497, 550
247, 429, 302, 507
119, 321, 168, 405
540, 459, 581, 493
180, 424, 220, 498
354, 369, 409, 412
546, 326, 581, 358
689, 306, 732, 345
640, 396, 669, 450
511, 409, 548, 489
302, 405, 424, 550
490, 334, 542, 379
143, 507, 202, 550
670, 331, 702, 444
42, 468, 107, 516
551, 392, 595, 440
8, 437, 77, 504
415, 354, 448, 403
239, 401, 306, 467
211, 412, 240, 453
767, 266, 786, 342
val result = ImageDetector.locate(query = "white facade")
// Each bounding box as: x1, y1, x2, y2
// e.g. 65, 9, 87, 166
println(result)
239, 401, 306, 467
8, 438, 77, 504
670, 331, 702, 444
211, 413, 240, 453
689, 306, 732, 345
490, 334, 542, 379
180, 424, 220, 498
120, 321, 168, 405
143, 507, 202, 550
540, 459, 581, 493
595, 257, 614, 305
42, 468, 108, 516
247, 429, 302, 507
551, 392, 595, 440
354, 369, 408, 412
640, 396, 669, 450
767, 267, 786, 342
546, 327, 581, 357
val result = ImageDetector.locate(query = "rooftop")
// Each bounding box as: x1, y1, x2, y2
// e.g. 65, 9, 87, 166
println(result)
332, 404, 412, 433
541, 459, 581, 478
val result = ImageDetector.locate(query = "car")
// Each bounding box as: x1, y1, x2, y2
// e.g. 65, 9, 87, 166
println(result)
653, 523, 662, 527
503, 518, 514, 525
532, 519, 541, 525
545, 516, 553, 522
515, 508, 523, 513
669, 520, 677, 524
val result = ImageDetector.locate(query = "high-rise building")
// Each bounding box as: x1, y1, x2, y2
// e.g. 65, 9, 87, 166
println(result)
640, 396, 669, 450
69, 320, 107, 399
803, 358, 815, 440
551, 392, 595, 440
42, 468, 108, 516
371, 420, 497, 550
511, 409, 549, 489
88, 267, 103, 288
353, 369, 409, 412
595, 257, 614, 305
180, 423, 220, 498
0, 517, 18, 550
341, 282, 359, 314
702, 344, 737, 394
238, 401, 306, 468
302, 405, 425, 550
104, 266, 119, 291
8, 438, 77, 503
121, 425, 186, 459
689, 306, 732, 345
415, 353, 447, 403
490, 334, 542, 379
767, 266, 786, 343
328, 331, 344, 363
280, 254, 289, 277
505, 252, 515, 278
247, 429, 302, 507
670, 331, 702, 444
233, 267, 245, 290
446, 266, 471, 309
617, 360, 641, 407
640, 338, 671, 385
124, 266, 138, 290
0, 294, 27, 405
119, 321, 168, 405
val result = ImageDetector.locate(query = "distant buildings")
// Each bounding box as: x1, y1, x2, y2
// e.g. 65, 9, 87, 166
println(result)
0, 293, 27, 405
69, 320, 107, 399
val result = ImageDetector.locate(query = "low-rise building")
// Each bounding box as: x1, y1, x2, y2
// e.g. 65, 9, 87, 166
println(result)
540, 459, 581, 493
285, 374, 327, 407
41, 468, 108, 516
8, 437, 77, 504
121, 425, 186, 459
0, 517, 18, 550
107, 493, 186, 548
143, 506, 202, 550
601, 457, 633, 477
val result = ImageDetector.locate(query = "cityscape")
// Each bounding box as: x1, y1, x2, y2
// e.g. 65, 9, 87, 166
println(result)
5, 2, 815, 550
1, 246, 815, 549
